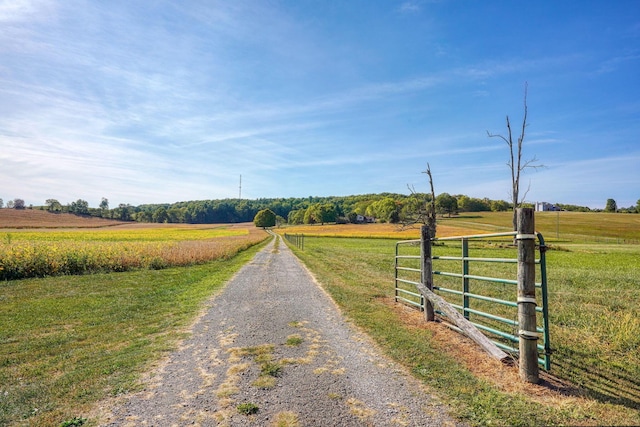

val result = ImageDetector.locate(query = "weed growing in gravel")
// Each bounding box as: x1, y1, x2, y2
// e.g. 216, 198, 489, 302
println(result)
59, 417, 86, 427
273, 411, 300, 427
236, 403, 259, 415
252, 375, 276, 389
261, 361, 283, 377
286, 334, 303, 346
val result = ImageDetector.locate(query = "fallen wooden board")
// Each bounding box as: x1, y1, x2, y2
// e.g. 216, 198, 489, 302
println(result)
416, 282, 510, 362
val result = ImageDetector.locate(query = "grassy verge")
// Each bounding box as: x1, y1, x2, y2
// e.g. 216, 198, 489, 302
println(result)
288, 236, 640, 426
0, 238, 269, 427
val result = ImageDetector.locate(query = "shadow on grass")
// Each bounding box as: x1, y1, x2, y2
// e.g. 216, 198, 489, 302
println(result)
552, 347, 640, 410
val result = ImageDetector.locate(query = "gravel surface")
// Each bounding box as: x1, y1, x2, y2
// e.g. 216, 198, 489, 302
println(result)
101, 235, 460, 426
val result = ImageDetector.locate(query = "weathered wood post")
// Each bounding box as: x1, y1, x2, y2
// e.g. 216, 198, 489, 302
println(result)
421, 225, 435, 321
517, 208, 539, 383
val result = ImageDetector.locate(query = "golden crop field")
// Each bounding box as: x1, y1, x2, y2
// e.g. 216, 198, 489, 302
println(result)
276, 222, 488, 239
0, 220, 267, 280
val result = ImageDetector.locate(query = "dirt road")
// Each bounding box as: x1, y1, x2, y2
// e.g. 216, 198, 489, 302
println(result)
101, 235, 459, 426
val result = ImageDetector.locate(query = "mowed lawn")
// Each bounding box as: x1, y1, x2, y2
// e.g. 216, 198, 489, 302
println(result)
278, 212, 640, 426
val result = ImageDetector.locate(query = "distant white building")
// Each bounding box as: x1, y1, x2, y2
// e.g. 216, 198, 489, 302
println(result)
535, 202, 560, 212
356, 214, 375, 223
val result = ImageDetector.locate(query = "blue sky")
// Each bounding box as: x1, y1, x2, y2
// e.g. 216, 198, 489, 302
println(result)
1, 1, 638, 209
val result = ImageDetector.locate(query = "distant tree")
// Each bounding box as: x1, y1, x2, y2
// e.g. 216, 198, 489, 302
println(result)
487, 83, 543, 230
347, 212, 359, 223
152, 207, 169, 223
46, 199, 62, 212
117, 203, 133, 221
636, 199, 640, 213
555, 203, 591, 212
304, 204, 325, 224
167, 207, 184, 223
288, 209, 305, 225
435, 193, 458, 217
353, 200, 373, 216
605, 198, 617, 213
13, 199, 26, 209
100, 198, 109, 211
457, 196, 491, 212
317, 204, 337, 225
6, 200, 14, 208
368, 197, 397, 223
70, 199, 89, 215
0, 198, 3, 208
254, 209, 276, 228
136, 211, 152, 222
491, 200, 511, 212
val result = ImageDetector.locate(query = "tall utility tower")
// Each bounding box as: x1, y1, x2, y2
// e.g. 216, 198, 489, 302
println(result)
239, 174, 242, 199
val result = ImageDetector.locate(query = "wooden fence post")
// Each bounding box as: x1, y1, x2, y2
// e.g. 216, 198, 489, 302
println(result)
421, 225, 435, 321
517, 208, 539, 383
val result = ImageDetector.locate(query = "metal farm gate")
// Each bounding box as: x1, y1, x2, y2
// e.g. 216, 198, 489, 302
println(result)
394, 213, 552, 378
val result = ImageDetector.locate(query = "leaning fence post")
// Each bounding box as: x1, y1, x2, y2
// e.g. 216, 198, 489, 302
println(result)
517, 208, 539, 383
421, 225, 435, 321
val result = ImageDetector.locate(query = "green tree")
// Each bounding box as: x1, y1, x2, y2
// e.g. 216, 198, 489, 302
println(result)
46, 199, 62, 212
0, 198, 4, 208
116, 204, 132, 221
435, 193, 457, 217
13, 199, 26, 209
167, 207, 184, 223
152, 207, 169, 223
70, 199, 89, 215
254, 209, 276, 228
490, 200, 511, 212
317, 203, 337, 224
636, 199, 640, 213
605, 199, 617, 212
368, 197, 397, 222
100, 197, 109, 212
288, 209, 305, 225
304, 204, 320, 224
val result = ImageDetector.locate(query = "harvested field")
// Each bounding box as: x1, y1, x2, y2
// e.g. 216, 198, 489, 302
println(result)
0, 209, 127, 229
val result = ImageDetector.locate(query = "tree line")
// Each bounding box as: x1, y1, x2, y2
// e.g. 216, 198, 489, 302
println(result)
2, 195, 638, 224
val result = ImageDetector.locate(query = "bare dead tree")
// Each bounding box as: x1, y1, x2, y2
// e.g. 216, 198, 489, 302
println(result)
403, 163, 437, 237
424, 163, 437, 237
487, 83, 543, 231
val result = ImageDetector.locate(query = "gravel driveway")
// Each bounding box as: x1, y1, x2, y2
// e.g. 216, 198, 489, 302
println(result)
101, 235, 459, 426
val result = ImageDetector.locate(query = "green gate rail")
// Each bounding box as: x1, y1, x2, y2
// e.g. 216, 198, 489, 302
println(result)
395, 231, 552, 371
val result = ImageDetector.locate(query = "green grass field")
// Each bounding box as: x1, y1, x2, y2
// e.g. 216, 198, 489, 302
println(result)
283, 211, 640, 426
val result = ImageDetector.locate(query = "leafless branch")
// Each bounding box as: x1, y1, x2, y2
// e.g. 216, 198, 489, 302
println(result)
486, 82, 543, 230
401, 163, 437, 236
